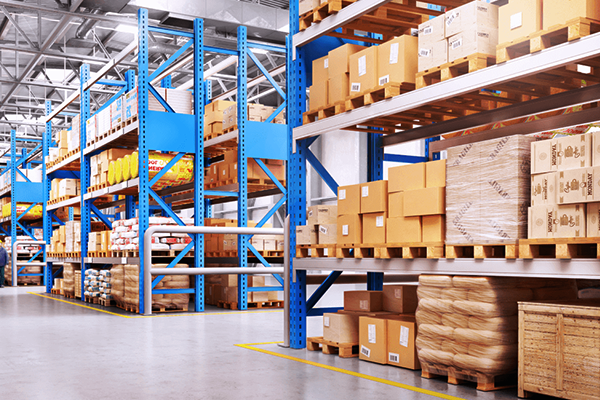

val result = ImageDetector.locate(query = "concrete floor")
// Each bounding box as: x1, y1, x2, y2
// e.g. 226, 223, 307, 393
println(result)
0, 286, 531, 400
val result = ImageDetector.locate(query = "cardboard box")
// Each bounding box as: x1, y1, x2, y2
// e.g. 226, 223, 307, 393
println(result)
556, 203, 586, 238
387, 217, 422, 243
359, 316, 388, 364
377, 35, 418, 86
404, 187, 445, 216
387, 316, 420, 370
309, 82, 328, 110
528, 205, 558, 239
418, 39, 447, 72
557, 168, 589, 204
299, 0, 319, 15
337, 214, 362, 245
307, 205, 319, 226
318, 224, 337, 244
531, 172, 557, 206
587, 202, 600, 237
349, 46, 378, 94
344, 290, 383, 312
338, 184, 361, 215
329, 73, 350, 104
360, 181, 388, 214
362, 212, 386, 244
543, 0, 600, 30
448, 27, 498, 63
531, 139, 558, 174
312, 55, 329, 84
445, 0, 499, 38
426, 159, 446, 188
498, 0, 542, 44
58, 179, 78, 197
323, 313, 359, 344
422, 215, 445, 242
296, 225, 311, 245
388, 192, 404, 219
310, 205, 338, 225
556, 133, 591, 171
418, 15, 445, 44
388, 163, 426, 193
382, 284, 418, 314
328, 44, 366, 78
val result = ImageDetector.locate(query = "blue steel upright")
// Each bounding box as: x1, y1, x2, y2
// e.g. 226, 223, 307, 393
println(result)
43, 101, 52, 293
367, 132, 384, 291
79, 64, 91, 298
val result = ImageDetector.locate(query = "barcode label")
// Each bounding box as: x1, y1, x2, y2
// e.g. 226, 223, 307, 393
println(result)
446, 11, 458, 27
422, 26, 433, 35
319, 226, 328, 234
379, 75, 390, 86
351, 83, 361, 92
400, 326, 410, 347
368, 324, 377, 343
342, 225, 349, 236
362, 186, 369, 197
324, 316, 330, 327
324, 58, 328, 68
323, 248, 328, 256
358, 55, 367, 77
376, 216, 384, 227
395, 288, 402, 298
419, 48, 431, 57
389, 43, 399, 64
339, 189, 346, 200
389, 353, 399, 363
361, 345, 371, 358
451, 38, 463, 49
308, 210, 313, 217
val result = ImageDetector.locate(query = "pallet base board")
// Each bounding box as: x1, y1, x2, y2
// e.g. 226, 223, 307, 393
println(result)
217, 300, 283, 310
306, 336, 359, 358
416, 53, 496, 89
421, 363, 516, 392
335, 242, 444, 259
446, 243, 518, 259
519, 238, 600, 259
296, 244, 337, 258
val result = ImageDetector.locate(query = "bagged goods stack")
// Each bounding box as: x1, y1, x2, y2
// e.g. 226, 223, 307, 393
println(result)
123, 263, 190, 311
111, 265, 125, 307
62, 263, 76, 297
98, 270, 113, 304
415, 275, 578, 379
74, 270, 81, 298
446, 135, 534, 244
84, 269, 100, 299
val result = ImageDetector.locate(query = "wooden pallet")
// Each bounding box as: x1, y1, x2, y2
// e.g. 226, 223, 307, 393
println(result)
152, 305, 189, 313
306, 336, 359, 358
124, 115, 138, 127
48, 195, 77, 205
125, 303, 139, 313
217, 300, 283, 310
50, 288, 61, 295
497, 17, 600, 64
87, 182, 110, 193
375, 242, 445, 259
416, 53, 496, 89
446, 243, 518, 259
88, 251, 109, 258
296, 244, 337, 258
299, 0, 357, 31
223, 125, 237, 134
63, 291, 76, 299
110, 249, 196, 258
345, 82, 414, 112
84, 295, 100, 304
65, 252, 81, 258
518, 238, 600, 259
303, 102, 346, 125
421, 363, 516, 392
98, 297, 115, 307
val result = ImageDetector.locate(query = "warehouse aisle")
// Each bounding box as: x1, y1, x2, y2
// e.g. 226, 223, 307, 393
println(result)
0, 287, 519, 400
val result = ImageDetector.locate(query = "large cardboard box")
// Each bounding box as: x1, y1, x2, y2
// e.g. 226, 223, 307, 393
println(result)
382, 284, 418, 314
309, 82, 328, 110
445, 0, 499, 38
587, 202, 600, 237
418, 15, 445, 44
556, 203, 586, 238
388, 192, 404, 219
556, 133, 591, 171
543, 0, 600, 30
377, 35, 418, 86
362, 212, 386, 244
448, 27, 498, 63
337, 214, 362, 245
361, 181, 388, 214
328, 44, 366, 78
404, 187, 445, 216
338, 184, 361, 215
316, 205, 338, 224
318, 224, 337, 244
344, 290, 383, 312
418, 39, 448, 72
498, 0, 542, 44
557, 168, 589, 204
359, 316, 388, 364
312, 55, 329, 84
531, 139, 558, 174
296, 225, 311, 245
349, 46, 378, 94
329, 73, 350, 104
323, 313, 359, 343
426, 159, 446, 188
307, 205, 319, 226
388, 163, 426, 193
422, 215, 445, 242
531, 172, 557, 206
387, 316, 420, 370
387, 217, 421, 243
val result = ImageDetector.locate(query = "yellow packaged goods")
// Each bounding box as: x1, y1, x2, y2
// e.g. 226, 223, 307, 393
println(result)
377, 35, 418, 86
543, 0, 600, 30
107, 161, 116, 185
2, 203, 43, 219
349, 46, 378, 94
129, 151, 193, 189
498, 0, 542, 44
122, 154, 132, 181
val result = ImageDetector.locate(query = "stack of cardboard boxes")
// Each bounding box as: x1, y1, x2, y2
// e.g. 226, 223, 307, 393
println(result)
295, 205, 337, 246
205, 149, 285, 188
204, 218, 284, 255
418, 0, 498, 72
205, 100, 236, 138
221, 103, 285, 132
50, 178, 79, 201
89, 148, 135, 188
205, 274, 280, 306
88, 231, 112, 254
68, 114, 80, 153
64, 220, 81, 254
529, 131, 600, 239
322, 285, 420, 370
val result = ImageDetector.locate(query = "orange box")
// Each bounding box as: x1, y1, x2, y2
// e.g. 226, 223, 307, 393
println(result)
359, 316, 388, 364
328, 43, 366, 78
426, 159, 446, 188
388, 163, 426, 193
388, 192, 404, 219
338, 184, 361, 215
360, 181, 388, 214
377, 35, 418, 86
337, 214, 362, 245
387, 315, 420, 370
403, 187, 445, 216
382, 284, 418, 314
422, 215, 445, 242
387, 217, 422, 243
498, 0, 542, 44
329, 73, 349, 104
362, 212, 386, 244
312, 55, 329, 84
349, 46, 378, 94
344, 290, 383, 312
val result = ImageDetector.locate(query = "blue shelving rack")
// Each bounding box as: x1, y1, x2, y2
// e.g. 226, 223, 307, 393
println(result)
43, 8, 289, 313
0, 129, 46, 286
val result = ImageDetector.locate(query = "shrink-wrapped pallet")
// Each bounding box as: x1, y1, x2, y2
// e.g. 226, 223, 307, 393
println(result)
123, 263, 190, 311
415, 275, 579, 377
124, 264, 140, 307
446, 136, 534, 244
62, 263, 76, 295
74, 270, 81, 298
111, 265, 125, 305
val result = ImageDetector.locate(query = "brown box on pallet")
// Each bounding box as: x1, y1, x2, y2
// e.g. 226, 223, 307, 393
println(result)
211, 100, 236, 113
498, 0, 542, 44
361, 181, 388, 214
377, 35, 418, 86
543, 0, 600, 30
362, 212, 386, 244
338, 184, 361, 215
418, 39, 447, 72
312, 55, 329, 84
309, 83, 328, 110
323, 312, 359, 344
329, 73, 350, 104
448, 27, 498, 63
426, 159, 446, 188
309, 205, 338, 225
318, 224, 337, 244
344, 290, 383, 312
387, 216, 421, 243
296, 225, 312, 245
349, 46, 378, 95
328, 44, 366, 78
403, 187, 445, 216
382, 284, 418, 314
359, 316, 388, 364
389, 163, 426, 193
263, 238, 277, 251
388, 192, 404, 219
445, 0, 499, 38
387, 315, 420, 370
422, 215, 445, 242
418, 15, 445, 44
337, 214, 362, 245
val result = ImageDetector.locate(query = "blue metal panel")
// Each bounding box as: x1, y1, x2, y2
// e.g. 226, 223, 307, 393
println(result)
153, 288, 195, 294
248, 286, 284, 292
10, 130, 16, 285
384, 154, 428, 163
125, 70, 137, 221
205, 190, 238, 197
13, 182, 43, 203
96, 79, 126, 87
244, 121, 288, 160
145, 112, 195, 152
80, 64, 91, 299
264, 101, 286, 124
204, 46, 238, 56
253, 159, 286, 194
367, 131, 384, 291
148, 152, 184, 187
425, 136, 441, 161
248, 42, 287, 53
237, 25, 249, 311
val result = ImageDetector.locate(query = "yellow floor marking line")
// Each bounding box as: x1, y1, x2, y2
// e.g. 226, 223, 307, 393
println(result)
236, 343, 465, 400
28, 292, 282, 318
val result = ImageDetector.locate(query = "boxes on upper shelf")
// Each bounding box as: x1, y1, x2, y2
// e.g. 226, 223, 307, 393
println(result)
543, 0, 600, 31
418, 15, 445, 44
362, 212, 386, 244
337, 214, 362, 245
404, 187, 445, 217
328, 44, 366, 78
308, 205, 338, 225
418, 39, 448, 72
528, 204, 585, 238
318, 224, 337, 244
349, 46, 378, 95
338, 184, 361, 215
388, 163, 425, 193
498, 0, 542, 44
359, 316, 388, 364
445, 0, 499, 38
360, 181, 388, 214
377, 35, 418, 86
447, 26, 498, 63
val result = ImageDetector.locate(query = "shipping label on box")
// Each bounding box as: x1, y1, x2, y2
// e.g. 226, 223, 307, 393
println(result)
531, 172, 557, 206
124, 88, 138, 120
556, 133, 591, 170
362, 212, 386, 244
360, 181, 388, 214
556, 204, 585, 238
499, 0, 542, 44
338, 184, 361, 215
558, 168, 589, 204
377, 35, 418, 86
418, 15, 445, 44
318, 224, 337, 245
337, 214, 362, 245
359, 316, 388, 364
349, 46, 378, 94
387, 317, 420, 370
543, 0, 600, 30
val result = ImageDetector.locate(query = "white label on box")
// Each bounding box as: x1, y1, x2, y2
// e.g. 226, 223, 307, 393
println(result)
351, 83, 361, 92
389, 353, 399, 363
362, 186, 369, 197
376, 216, 384, 227
343, 225, 349, 236
446, 11, 458, 26
324, 316, 330, 327
379, 75, 390, 86
361, 345, 371, 358
339, 189, 346, 200
358, 55, 367, 77
423, 26, 433, 36
419, 48, 431, 57
451, 38, 463, 49
510, 12, 523, 30
360, 300, 369, 310
395, 288, 402, 298
324, 248, 328, 256
400, 326, 410, 347
324, 58, 328, 69
308, 210, 313, 217
319, 226, 328, 234
368, 324, 377, 343
389, 43, 399, 64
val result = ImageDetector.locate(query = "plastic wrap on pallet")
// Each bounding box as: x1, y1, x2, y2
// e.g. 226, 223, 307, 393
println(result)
415, 275, 578, 376
446, 135, 534, 244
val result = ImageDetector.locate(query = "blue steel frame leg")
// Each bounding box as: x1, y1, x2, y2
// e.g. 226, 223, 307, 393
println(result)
425, 136, 441, 161
43, 101, 52, 293
367, 132, 384, 291
10, 130, 16, 286
80, 64, 91, 299
125, 69, 136, 219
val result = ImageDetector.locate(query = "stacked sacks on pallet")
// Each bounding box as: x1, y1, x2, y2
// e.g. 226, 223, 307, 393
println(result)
123, 263, 190, 312
62, 263, 76, 296
111, 265, 125, 307
415, 275, 578, 376
110, 217, 193, 252
98, 270, 113, 303
84, 269, 100, 299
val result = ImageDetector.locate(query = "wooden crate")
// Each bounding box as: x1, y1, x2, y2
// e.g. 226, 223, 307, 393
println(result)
519, 300, 600, 399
